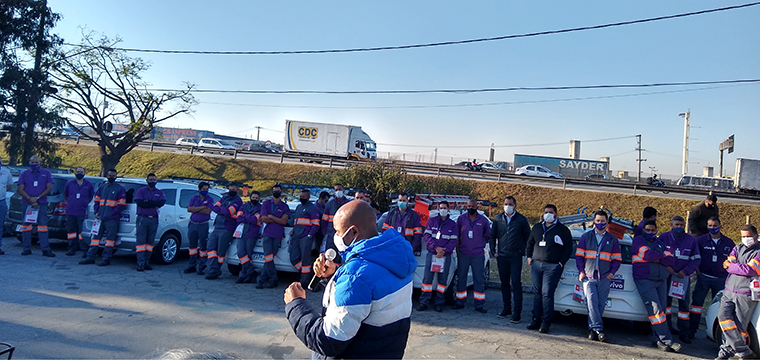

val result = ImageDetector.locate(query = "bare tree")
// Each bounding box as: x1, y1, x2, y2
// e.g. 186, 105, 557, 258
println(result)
49, 32, 195, 175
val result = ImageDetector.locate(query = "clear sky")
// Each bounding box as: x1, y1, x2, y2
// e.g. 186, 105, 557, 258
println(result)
47, 0, 760, 179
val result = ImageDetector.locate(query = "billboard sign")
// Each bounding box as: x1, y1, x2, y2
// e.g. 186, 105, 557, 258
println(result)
514, 154, 609, 178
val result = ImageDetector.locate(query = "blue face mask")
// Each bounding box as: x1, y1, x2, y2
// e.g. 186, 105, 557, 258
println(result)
672, 227, 685, 234
644, 232, 657, 240
398, 201, 408, 210
199, 191, 208, 196
30, 164, 40, 170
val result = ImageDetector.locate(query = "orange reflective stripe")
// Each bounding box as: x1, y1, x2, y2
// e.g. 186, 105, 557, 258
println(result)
473, 292, 486, 300
67, 233, 77, 240
456, 291, 467, 299
382, 223, 391, 230
436, 284, 447, 293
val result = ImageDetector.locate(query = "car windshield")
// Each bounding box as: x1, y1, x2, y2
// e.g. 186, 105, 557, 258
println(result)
219, 140, 232, 146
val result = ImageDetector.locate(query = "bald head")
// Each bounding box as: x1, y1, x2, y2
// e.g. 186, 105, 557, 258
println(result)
334, 200, 378, 244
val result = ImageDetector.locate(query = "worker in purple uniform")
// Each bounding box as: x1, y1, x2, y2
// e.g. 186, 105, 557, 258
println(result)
321, 184, 350, 259
418, 200, 458, 312
63, 167, 95, 256
133, 173, 166, 272
183, 182, 213, 274
454, 200, 491, 313
16, 156, 55, 257
205, 183, 242, 280
661, 215, 700, 344
290, 189, 321, 288
235, 190, 261, 283
381, 193, 423, 256
634, 206, 658, 238
688, 216, 734, 339
256, 184, 290, 289
80, 169, 126, 266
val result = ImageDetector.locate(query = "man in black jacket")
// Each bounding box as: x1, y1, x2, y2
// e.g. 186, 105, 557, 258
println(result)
688, 194, 719, 237
489, 196, 531, 323
526, 204, 573, 333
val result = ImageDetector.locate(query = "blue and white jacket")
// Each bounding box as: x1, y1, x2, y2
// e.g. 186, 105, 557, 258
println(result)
285, 229, 417, 359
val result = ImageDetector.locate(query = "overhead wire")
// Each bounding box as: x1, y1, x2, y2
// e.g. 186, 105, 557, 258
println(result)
60, 2, 760, 56
377, 135, 637, 149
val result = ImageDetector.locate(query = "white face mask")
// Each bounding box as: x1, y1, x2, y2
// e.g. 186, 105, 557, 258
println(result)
543, 213, 556, 223
742, 237, 757, 247
334, 226, 357, 252
504, 205, 515, 215
439, 209, 448, 217
335, 190, 344, 198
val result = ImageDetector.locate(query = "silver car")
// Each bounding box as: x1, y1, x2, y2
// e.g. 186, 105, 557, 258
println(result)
81, 179, 225, 264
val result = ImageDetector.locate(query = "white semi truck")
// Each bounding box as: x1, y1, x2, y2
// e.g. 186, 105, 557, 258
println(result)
283, 120, 377, 160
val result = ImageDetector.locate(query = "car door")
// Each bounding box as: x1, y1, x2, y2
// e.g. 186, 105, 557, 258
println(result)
526, 166, 536, 176
537, 166, 550, 178
158, 188, 178, 242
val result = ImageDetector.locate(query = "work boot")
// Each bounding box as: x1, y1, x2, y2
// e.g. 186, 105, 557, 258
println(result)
97, 260, 110, 266
136, 264, 144, 272
42, 250, 56, 257
655, 341, 669, 352
416, 304, 428, 312
21, 250, 32, 256
452, 304, 465, 310
527, 319, 541, 330
205, 270, 222, 280
79, 258, 95, 265
82, 252, 87, 258
597, 331, 608, 343
475, 307, 487, 314
539, 323, 550, 334
588, 330, 598, 341
66, 250, 76, 256
143, 263, 153, 271
510, 315, 521, 324
183, 267, 196, 274
197, 267, 205, 276
497, 309, 512, 318
235, 277, 246, 284
265, 281, 278, 289
668, 342, 683, 353
434, 305, 443, 312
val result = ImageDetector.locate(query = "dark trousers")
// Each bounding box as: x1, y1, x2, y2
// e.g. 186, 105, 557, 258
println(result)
86, 219, 119, 261
718, 291, 758, 357
206, 228, 232, 272
530, 260, 563, 325
257, 236, 281, 284
456, 254, 486, 308
497, 256, 523, 315
135, 216, 158, 265
22, 204, 49, 252
635, 278, 675, 346
187, 222, 209, 270
65, 214, 87, 252
666, 275, 691, 334
689, 274, 727, 336
289, 235, 314, 285
237, 236, 257, 280
420, 252, 452, 306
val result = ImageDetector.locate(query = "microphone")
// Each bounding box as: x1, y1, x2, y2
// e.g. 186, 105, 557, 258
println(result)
308, 249, 337, 292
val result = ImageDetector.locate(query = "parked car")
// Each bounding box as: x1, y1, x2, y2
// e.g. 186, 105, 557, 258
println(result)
197, 138, 236, 155
585, 173, 610, 180
515, 165, 563, 179
706, 291, 760, 354
247, 143, 279, 153
554, 227, 649, 323
5, 174, 106, 242
81, 179, 225, 264
175, 138, 198, 147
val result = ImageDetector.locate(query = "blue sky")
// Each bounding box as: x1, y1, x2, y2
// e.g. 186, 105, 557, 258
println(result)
48, 1, 759, 179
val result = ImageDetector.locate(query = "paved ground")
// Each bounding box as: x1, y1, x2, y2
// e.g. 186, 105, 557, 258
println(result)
1, 239, 720, 359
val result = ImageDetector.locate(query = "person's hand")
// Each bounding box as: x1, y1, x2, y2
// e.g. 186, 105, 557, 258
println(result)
724, 260, 731, 269
414, 251, 421, 257
289, 229, 294, 236
29, 197, 38, 206
606, 273, 615, 280
95, 213, 100, 220
436, 247, 445, 258
666, 267, 675, 275
493, 253, 498, 257
677, 271, 686, 279
314, 253, 337, 278
527, 258, 532, 265
284, 282, 306, 304
578, 272, 586, 282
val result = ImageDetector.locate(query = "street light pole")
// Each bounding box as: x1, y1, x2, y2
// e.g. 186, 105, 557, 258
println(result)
679, 111, 690, 176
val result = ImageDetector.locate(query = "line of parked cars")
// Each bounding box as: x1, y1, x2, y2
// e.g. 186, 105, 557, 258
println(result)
175, 137, 280, 155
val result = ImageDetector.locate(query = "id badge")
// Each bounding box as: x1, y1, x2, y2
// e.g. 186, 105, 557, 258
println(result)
468, 230, 473, 238
33, 181, 38, 187
713, 255, 718, 262
436, 232, 441, 240
675, 249, 681, 257
76, 193, 81, 199
397, 227, 402, 233
539, 241, 547, 247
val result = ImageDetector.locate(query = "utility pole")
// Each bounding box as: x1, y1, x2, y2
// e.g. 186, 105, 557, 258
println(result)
679, 110, 690, 176
255, 126, 262, 141
434, 148, 438, 164
489, 143, 495, 162
635, 134, 646, 182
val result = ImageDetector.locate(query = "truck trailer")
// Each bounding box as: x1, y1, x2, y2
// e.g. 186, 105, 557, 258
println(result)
284, 120, 377, 160
735, 158, 760, 194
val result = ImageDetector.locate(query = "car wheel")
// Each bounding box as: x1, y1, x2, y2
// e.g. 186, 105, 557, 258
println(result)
153, 232, 180, 264
444, 273, 458, 305
519, 173, 526, 176
549, 176, 556, 179
750, 324, 760, 355
227, 263, 242, 276
199, 149, 205, 153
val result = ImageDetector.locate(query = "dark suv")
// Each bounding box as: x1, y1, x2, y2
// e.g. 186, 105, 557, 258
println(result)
4, 174, 105, 242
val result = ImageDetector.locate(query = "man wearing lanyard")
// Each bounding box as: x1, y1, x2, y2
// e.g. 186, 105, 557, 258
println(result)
63, 167, 95, 256
0, 158, 14, 255
16, 156, 55, 257
381, 193, 423, 256
133, 173, 166, 271
235, 191, 262, 283
183, 182, 213, 274
453, 200, 491, 313
418, 200, 458, 312
526, 204, 573, 333
205, 183, 242, 280
689, 216, 734, 339
575, 211, 622, 342
321, 184, 350, 261
256, 184, 290, 289
661, 215, 701, 344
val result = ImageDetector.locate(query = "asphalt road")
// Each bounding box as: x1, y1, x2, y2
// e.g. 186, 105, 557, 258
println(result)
1, 239, 720, 359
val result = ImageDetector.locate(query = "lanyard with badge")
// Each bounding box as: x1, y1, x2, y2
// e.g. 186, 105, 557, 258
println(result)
706, 239, 719, 262
467, 216, 477, 239
539, 223, 555, 247
395, 210, 407, 234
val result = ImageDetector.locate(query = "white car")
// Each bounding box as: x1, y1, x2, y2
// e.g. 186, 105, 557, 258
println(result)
706, 291, 760, 354
81, 179, 225, 264
480, 163, 506, 171
554, 227, 649, 323
175, 137, 197, 147
197, 138, 236, 155
515, 165, 564, 179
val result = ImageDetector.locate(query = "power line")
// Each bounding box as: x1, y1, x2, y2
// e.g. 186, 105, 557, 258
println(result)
145, 79, 760, 95
377, 135, 637, 149
61, 2, 760, 56
200, 83, 754, 109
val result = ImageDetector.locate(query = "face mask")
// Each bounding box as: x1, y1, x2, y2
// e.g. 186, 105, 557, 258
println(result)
543, 213, 555, 223
504, 205, 515, 215
75, 173, 85, 180
672, 227, 685, 234
439, 209, 449, 217
250, 199, 259, 205
644, 232, 657, 240
147, 181, 157, 188
468, 208, 477, 216
107, 177, 116, 184
334, 226, 357, 253
199, 191, 208, 196
335, 190, 344, 198
228, 191, 237, 198
398, 201, 408, 210
708, 227, 721, 235
595, 222, 607, 231
30, 164, 40, 170
300, 198, 309, 205
272, 191, 281, 198
742, 237, 756, 247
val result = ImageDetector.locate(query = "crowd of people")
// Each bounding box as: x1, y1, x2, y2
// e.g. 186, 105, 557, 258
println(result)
5, 157, 760, 359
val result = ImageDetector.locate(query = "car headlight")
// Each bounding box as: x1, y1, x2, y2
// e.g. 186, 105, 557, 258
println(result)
711, 290, 724, 305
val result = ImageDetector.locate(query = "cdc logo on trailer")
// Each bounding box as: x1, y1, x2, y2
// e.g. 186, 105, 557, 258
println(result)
297, 127, 318, 139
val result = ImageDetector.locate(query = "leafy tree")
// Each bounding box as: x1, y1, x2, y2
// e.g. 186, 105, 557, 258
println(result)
50, 32, 195, 175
